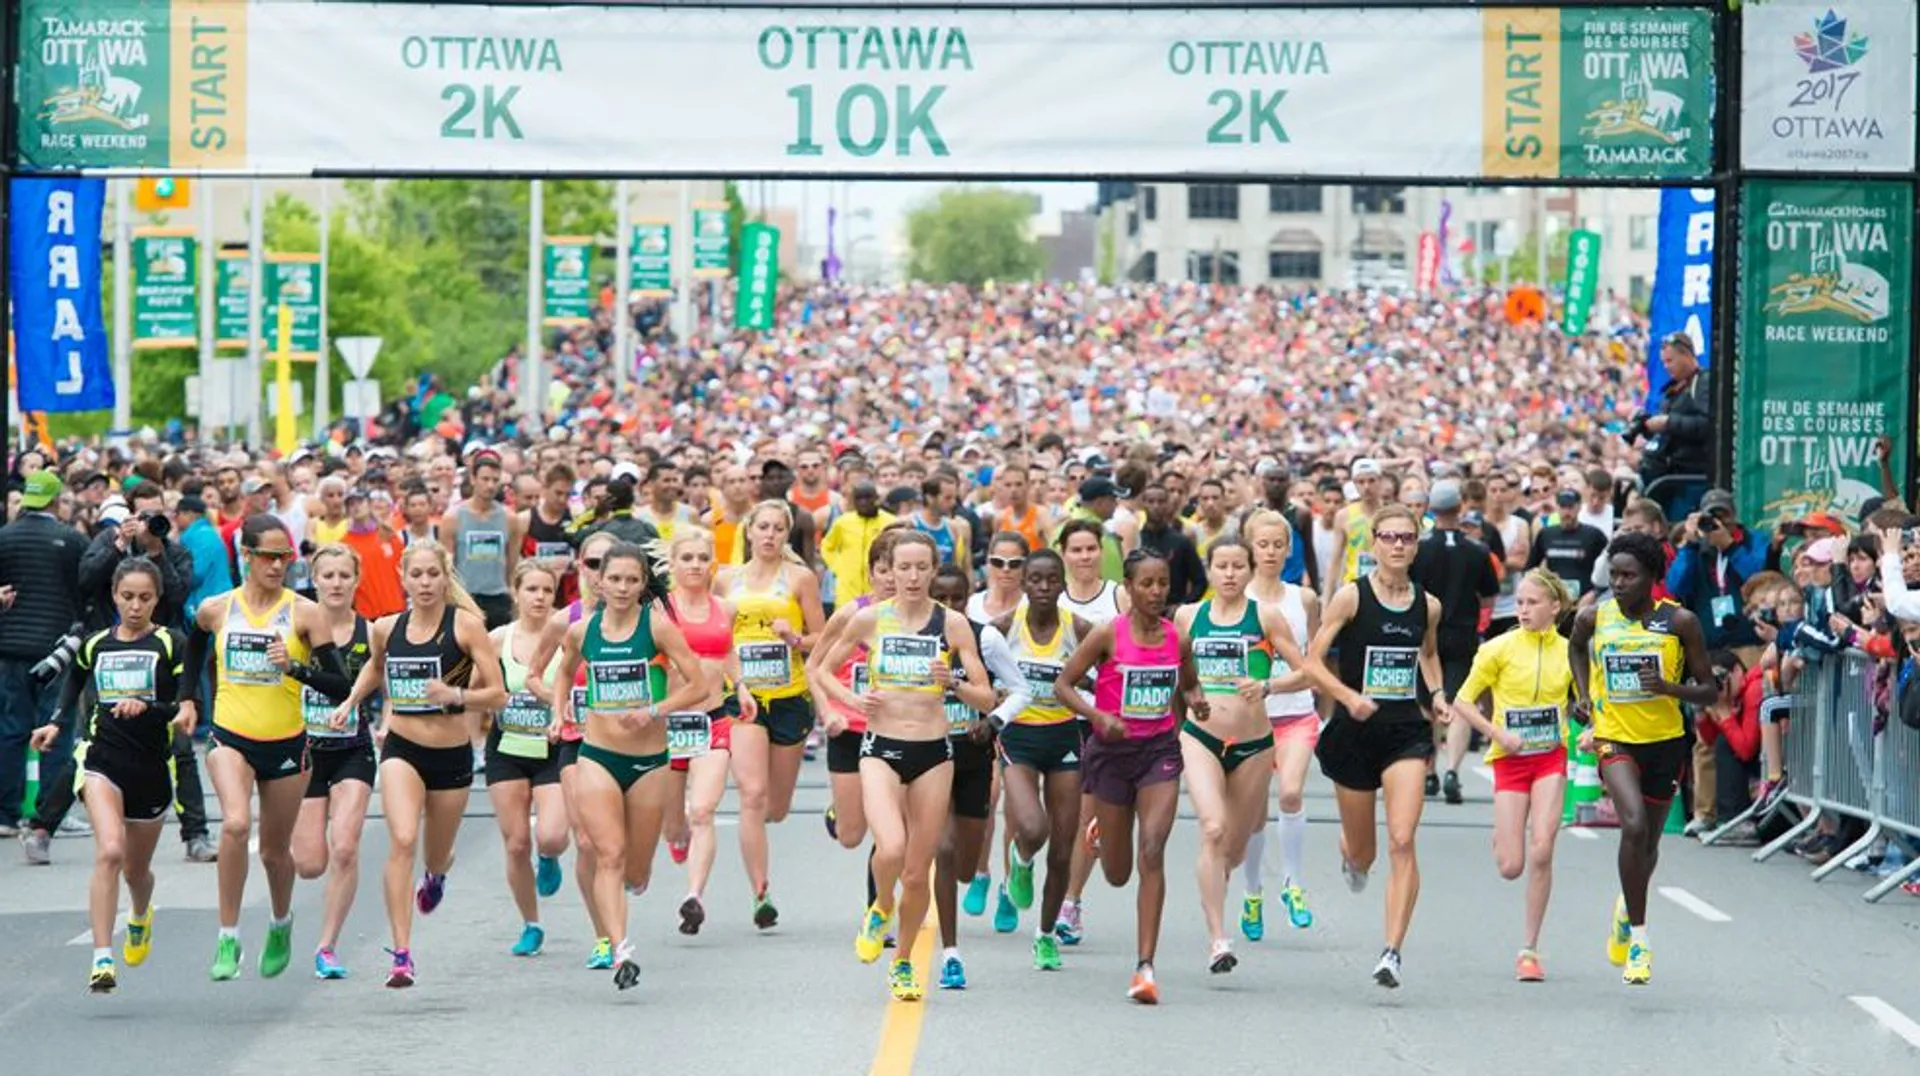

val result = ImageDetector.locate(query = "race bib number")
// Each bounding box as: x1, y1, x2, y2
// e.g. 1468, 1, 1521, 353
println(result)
95, 650, 158, 703
1193, 637, 1248, 696
1602, 652, 1659, 702
851, 662, 870, 696
386, 656, 442, 713
465, 530, 505, 563
569, 687, 589, 724
224, 630, 281, 686
303, 685, 354, 738
1504, 705, 1562, 755
873, 634, 940, 691
667, 711, 711, 760
737, 643, 793, 691
588, 660, 651, 712
497, 692, 552, 737
945, 696, 975, 736
1709, 594, 1736, 625
533, 541, 573, 562
1361, 646, 1419, 701
1120, 665, 1177, 722
1018, 660, 1061, 704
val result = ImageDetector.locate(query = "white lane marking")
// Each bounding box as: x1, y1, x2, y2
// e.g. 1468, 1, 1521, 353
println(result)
1565, 826, 1600, 841
1658, 885, 1732, 922
1850, 997, 1920, 1050
1473, 765, 1494, 783
66, 912, 127, 947
249, 836, 260, 854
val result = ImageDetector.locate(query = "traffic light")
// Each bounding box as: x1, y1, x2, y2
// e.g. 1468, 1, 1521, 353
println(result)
133, 177, 192, 212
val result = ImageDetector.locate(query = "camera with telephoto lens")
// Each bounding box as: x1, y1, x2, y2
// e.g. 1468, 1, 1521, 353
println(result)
139, 511, 170, 539
31, 622, 86, 685
1625, 412, 1652, 443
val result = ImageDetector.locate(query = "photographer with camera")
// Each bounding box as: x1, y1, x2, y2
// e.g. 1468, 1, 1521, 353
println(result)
0, 471, 90, 844
1665, 490, 1769, 660
1630, 333, 1714, 521
79, 481, 194, 632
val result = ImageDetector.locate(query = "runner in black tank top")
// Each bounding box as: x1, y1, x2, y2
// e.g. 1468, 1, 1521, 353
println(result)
1306, 506, 1443, 991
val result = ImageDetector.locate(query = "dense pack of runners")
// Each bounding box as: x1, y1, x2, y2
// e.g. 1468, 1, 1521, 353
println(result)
5, 280, 1889, 1005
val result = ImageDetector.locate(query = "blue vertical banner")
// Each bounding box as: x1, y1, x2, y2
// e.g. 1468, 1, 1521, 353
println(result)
9, 178, 115, 414
1645, 188, 1715, 407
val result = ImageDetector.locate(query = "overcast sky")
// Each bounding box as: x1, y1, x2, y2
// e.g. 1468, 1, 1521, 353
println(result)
762, 180, 1099, 245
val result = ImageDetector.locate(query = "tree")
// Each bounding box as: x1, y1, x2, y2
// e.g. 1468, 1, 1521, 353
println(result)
905, 187, 1045, 286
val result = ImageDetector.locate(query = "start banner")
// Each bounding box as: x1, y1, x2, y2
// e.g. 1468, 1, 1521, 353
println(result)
16, 2, 1714, 180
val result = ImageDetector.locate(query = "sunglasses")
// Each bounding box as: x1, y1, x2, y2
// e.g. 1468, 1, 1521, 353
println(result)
1375, 531, 1419, 546
582, 557, 605, 571
987, 556, 1026, 570
246, 548, 296, 563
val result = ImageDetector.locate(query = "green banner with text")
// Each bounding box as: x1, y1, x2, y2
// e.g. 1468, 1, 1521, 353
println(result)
215, 251, 251, 350
1561, 229, 1601, 335
734, 223, 779, 332
630, 222, 672, 297
132, 228, 197, 349
1736, 178, 1912, 529
543, 237, 594, 326
692, 206, 732, 277
262, 254, 322, 359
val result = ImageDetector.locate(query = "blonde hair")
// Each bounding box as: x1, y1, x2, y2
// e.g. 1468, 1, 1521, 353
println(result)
648, 526, 716, 592
1519, 567, 1573, 611
399, 540, 483, 620
1243, 508, 1294, 551
576, 530, 618, 609
743, 499, 803, 565
510, 559, 560, 618
309, 542, 361, 578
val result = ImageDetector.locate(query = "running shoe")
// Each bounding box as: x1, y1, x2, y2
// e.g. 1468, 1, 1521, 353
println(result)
415, 872, 447, 915
123, 910, 152, 967
260, 920, 293, 979
512, 924, 545, 957
314, 947, 348, 980
1239, 893, 1265, 941
1607, 895, 1632, 967
1623, 941, 1651, 985
586, 938, 614, 970
938, 954, 967, 990
625, 881, 648, 898
1424, 772, 1439, 797
824, 805, 838, 841
854, 904, 889, 964
1054, 901, 1083, 946
1515, 949, 1545, 982
184, 836, 218, 863
1442, 770, 1463, 805
1209, 939, 1237, 975
803, 731, 820, 763
1342, 858, 1369, 894
962, 873, 990, 917
1681, 816, 1709, 838
613, 941, 641, 991
753, 887, 780, 930
1281, 885, 1315, 929
89, 955, 117, 994
385, 947, 415, 989
1007, 851, 1035, 910
1033, 933, 1062, 971
535, 854, 563, 898
209, 935, 242, 981
889, 959, 923, 1001
1127, 963, 1159, 1005
668, 838, 690, 866
20, 828, 50, 865
992, 884, 1018, 934
1372, 947, 1402, 989
678, 896, 706, 936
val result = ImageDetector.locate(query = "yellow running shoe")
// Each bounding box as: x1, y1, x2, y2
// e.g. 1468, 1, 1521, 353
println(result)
854, 904, 888, 964
888, 959, 923, 1001
1606, 896, 1631, 967
1623, 941, 1651, 985
124, 910, 152, 967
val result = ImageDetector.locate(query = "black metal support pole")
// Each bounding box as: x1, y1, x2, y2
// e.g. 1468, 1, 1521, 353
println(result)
1710, 1, 1740, 494
1, 0, 16, 480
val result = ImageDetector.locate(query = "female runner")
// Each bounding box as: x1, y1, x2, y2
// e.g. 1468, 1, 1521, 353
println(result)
960, 532, 1030, 924
288, 545, 378, 979
1448, 569, 1574, 981
1178, 539, 1335, 975
1239, 509, 1323, 939
659, 528, 758, 935
552, 542, 707, 989
1055, 550, 1202, 1005
1570, 532, 1716, 986
32, 560, 193, 992
719, 501, 826, 929
487, 560, 570, 957
188, 515, 334, 982
1053, 518, 1128, 945
814, 533, 994, 1001
332, 541, 506, 988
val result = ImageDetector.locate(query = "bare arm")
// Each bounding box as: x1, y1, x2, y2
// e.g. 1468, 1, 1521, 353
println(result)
650, 617, 712, 717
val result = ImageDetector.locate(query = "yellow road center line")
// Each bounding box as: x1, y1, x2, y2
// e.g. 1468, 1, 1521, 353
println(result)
869, 913, 938, 1076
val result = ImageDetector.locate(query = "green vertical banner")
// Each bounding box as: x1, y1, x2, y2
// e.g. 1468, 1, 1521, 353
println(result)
1561, 229, 1601, 334
261, 254, 323, 359
543, 236, 594, 326
1737, 178, 1913, 529
1557, 8, 1714, 180
733, 223, 780, 332
215, 251, 252, 350
131, 227, 197, 350
629, 221, 672, 298
692, 205, 732, 277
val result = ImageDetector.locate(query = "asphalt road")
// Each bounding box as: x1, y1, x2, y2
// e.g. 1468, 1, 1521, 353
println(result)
4, 758, 1920, 1075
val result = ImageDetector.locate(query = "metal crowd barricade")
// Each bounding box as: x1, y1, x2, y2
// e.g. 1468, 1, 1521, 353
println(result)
1805, 650, 1882, 883
1866, 715, 1920, 902
1749, 655, 1835, 862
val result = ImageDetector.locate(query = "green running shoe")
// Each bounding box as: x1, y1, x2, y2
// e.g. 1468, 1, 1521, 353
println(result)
586, 937, 614, 970
1240, 894, 1265, 941
260, 920, 293, 979
1007, 852, 1035, 910
1032, 932, 1062, 971
209, 935, 242, 981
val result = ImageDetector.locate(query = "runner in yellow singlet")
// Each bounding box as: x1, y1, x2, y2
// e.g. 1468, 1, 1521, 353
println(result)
1569, 531, 1716, 987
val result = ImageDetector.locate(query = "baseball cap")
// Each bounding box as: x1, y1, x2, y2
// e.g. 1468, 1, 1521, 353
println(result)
1556, 489, 1580, 508
1461, 509, 1486, 529
1078, 476, 1129, 502
610, 461, 643, 485
1700, 489, 1735, 516
20, 470, 61, 509
1351, 458, 1383, 479
1254, 457, 1283, 479
100, 502, 130, 527
241, 477, 269, 497
883, 486, 921, 511
1804, 537, 1839, 564
1800, 512, 1846, 535
1429, 480, 1463, 512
